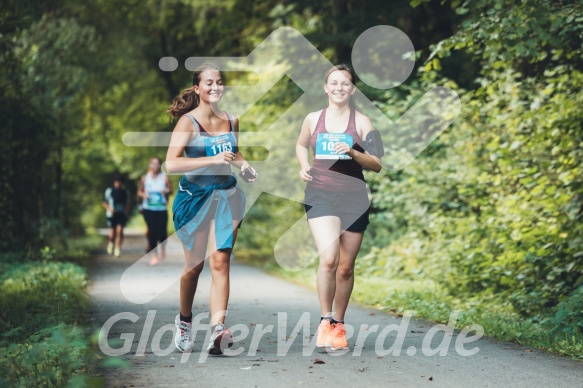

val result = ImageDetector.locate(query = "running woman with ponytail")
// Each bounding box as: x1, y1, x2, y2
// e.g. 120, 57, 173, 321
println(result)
165, 63, 257, 354
296, 64, 383, 350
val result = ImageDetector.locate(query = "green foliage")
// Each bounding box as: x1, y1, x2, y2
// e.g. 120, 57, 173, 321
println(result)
0, 262, 87, 341
356, 0, 583, 355
549, 285, 583, 338
0, 245, 93, 386
1, 324, 87, 387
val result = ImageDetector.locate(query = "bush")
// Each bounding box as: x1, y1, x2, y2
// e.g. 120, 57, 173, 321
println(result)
550, 286, 583, 338
0, 252, 91, 386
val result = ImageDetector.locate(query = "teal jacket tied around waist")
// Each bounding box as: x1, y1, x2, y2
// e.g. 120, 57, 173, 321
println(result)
172, 175, 245, 251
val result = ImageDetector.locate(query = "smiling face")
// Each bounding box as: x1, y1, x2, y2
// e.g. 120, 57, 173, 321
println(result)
194, 69, 224, 105
324, 70, 356, 105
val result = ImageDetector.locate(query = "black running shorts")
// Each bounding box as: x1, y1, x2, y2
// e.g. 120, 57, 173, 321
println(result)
107, 213, 128, 228
303, 185, 370, 232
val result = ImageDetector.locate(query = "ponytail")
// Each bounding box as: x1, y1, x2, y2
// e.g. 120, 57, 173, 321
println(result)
167, 62, 222, 121
167, 88, 199, 121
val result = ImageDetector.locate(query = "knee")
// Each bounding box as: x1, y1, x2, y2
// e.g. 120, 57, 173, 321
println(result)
209, 251, 230, 274
183, 262, 204, 279
337, 264, 354, 281
319, 256, 338, 273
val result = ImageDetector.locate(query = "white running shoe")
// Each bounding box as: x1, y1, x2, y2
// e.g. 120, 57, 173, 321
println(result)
114, 247, 121, 257
174, 315, 194, 352
107, 241, 114, 255
207, 324, 233, 355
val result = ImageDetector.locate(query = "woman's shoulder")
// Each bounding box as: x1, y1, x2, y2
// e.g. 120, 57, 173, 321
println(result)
225, 111, 238, 126
223, 110, 237, 120
353, 109, 372, 123
305, 109, 323, 123
175, 113, 197, 131
353, 110, 374, 139
354, 110, 373, 131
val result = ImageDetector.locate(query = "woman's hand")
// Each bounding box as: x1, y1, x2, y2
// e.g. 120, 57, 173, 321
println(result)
240, 164, 258, 182
333, 142, 352, 157
299, 166, 312, 182
211, 151, 236, 165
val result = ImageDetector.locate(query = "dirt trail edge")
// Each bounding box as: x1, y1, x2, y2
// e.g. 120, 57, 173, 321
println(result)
88, 234, 582, 387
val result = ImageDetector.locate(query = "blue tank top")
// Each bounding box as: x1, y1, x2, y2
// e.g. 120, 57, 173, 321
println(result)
182, 113, 236, 187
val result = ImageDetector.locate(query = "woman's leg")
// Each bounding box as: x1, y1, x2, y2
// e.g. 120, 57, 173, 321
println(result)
143, 210, 159, 256
180, 227, 210, 317
207, 220, 239, 326
158, 211, 168, 260
333, 230, 364, 321
107, 223, 116, 254
115, 224, 124, 249
141, 210, 151, 253
308, 216, 342, 316
108, 225, 116, 245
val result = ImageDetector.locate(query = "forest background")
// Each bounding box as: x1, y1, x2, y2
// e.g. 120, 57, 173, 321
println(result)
1, 0, 581, 385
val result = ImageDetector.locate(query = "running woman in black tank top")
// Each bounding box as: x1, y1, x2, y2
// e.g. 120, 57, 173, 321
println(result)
296, 65, 382, 350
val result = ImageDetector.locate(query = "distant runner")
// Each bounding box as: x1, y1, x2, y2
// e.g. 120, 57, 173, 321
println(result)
102, 175, 131, 257
138, 157, 172, 266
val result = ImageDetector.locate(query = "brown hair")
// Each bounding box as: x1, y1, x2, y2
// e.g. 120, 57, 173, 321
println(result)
324, 64, 357, 110
167, 63, 222, 121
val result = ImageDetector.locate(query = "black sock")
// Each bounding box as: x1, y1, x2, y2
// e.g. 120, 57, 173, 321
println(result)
320, 315, 332, 322
180, 312, 192, 323
331, 318, 343, 325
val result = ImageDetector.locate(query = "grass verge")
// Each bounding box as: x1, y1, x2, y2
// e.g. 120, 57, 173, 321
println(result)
0, 235, 103, 386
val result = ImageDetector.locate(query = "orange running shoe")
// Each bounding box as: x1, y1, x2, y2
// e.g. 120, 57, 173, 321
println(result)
316, 319, 333, 348
330, 322, 348, 350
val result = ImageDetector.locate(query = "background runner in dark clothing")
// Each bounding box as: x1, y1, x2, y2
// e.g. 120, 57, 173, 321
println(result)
102, 175, 131, 257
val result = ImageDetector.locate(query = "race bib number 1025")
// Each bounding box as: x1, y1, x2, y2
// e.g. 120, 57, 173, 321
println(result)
315, 133, 353, 160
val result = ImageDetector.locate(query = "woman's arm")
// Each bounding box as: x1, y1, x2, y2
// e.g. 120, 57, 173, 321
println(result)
164, 115, 235, 174
226, 115, 258, 181
137, 175, 148, 200
228, 115, 248, 169
296, 114, 315, 182
125, 188, 132, 216
102, 190, 113, 213
102, 201, 112, 214
336, 114, 382, 173
164, 175, 173, 197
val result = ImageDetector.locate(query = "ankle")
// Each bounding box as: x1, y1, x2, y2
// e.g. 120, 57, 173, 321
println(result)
179, 312, 192, 323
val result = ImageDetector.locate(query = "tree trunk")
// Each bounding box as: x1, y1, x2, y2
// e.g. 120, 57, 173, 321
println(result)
330, 0, 352, 64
